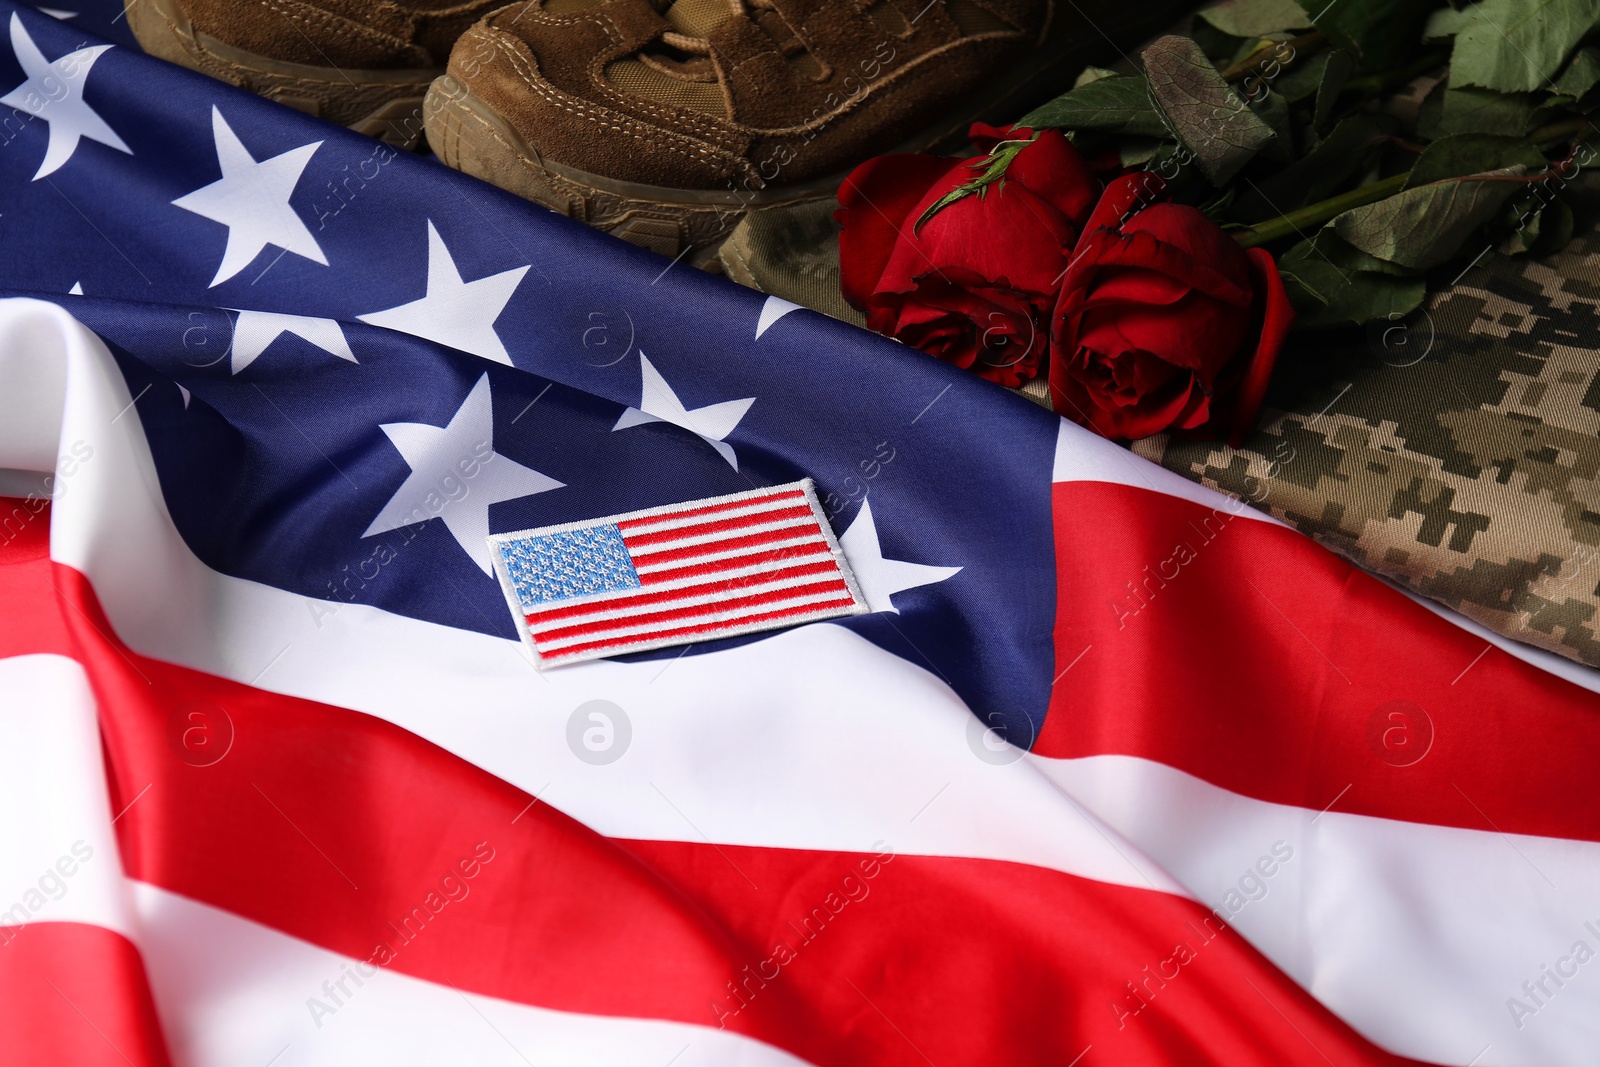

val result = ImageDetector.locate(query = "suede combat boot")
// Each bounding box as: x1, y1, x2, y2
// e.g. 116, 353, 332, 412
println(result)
422, 0, 1192, 262
125, 0, 508, 146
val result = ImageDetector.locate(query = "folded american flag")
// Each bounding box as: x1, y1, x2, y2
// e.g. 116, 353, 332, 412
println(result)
3, 3, 1600, 1067
491, 479, 866, 666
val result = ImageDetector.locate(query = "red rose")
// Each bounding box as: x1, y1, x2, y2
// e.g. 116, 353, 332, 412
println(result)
836, 124, 1099, 388
1050, 173, 1294, 444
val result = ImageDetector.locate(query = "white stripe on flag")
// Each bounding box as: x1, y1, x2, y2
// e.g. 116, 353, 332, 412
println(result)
0, 654, 132, 940
133, 883, 815, 1067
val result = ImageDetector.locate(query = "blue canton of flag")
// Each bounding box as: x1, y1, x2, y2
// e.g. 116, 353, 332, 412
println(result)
0, 0, 1059, 737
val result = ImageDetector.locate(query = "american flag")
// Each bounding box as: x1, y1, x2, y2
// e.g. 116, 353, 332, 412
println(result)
3, 3, 1600, 1066
491, 479, 866, 666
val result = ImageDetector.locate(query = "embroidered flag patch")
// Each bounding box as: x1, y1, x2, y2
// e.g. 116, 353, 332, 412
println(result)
488, 478, 868, 667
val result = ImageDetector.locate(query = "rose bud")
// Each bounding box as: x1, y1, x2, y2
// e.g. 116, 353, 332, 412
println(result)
836, 124, 1100, 388
1050, 172, 1295, 444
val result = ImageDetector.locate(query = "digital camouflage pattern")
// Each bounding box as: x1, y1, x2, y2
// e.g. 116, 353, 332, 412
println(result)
1137, 227, 1600, 669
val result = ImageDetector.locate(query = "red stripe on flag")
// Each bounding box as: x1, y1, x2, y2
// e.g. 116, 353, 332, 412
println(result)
1040, 481, 1600, 840
0, 921, 172, 1067
536, 590, 859, 658
38, 564, 1432, 1067
615, 490, 808, 533
619, 505, 818, 549
526, 560, 844, 625
637, 544, 835, 586
531, 576, 852, 645
629, 526, 824, 569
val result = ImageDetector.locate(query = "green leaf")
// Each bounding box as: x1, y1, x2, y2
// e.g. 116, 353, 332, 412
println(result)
1498, 192, 1574, 254
1253, 89, 1297, 163
1558, 47, 1600, 99
1118, 136, 1166, 166
1451, 0, 1600, 94
1403, 133, 1547, 186
1418, 82, 1538, 138
1073, 65, 1120, 88
1201, 185, 1239, 219
1422, 5, 1474, 40
1015, 74, 1169, 138
1279, 231, 1427, 327
1228, 114, 1395, 222
1528, 99, 1586, 132
1499, 169, 1590, 255
1313, 48, 1357, 131
1331, 166, 1528, 269
1533, 197, 1575, 253
1274, 49, 1331, 102
1142, 35, 1277, 184
1445, 88, 1538, 136
1224, 34, 1275, 69
1199, 0, 1313, 37
1190, 19, 1248, 64
1293, 0, 1438, 71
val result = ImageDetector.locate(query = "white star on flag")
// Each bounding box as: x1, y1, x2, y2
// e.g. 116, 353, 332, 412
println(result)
227, 309, 354, 374
358, 221, 529, 366
172, 106, 326, 288
755, 295, 800, 339
363, 374, 563, 575
840, 498, 961, 613
0, 12, 129, 180
612, 352, 754, 470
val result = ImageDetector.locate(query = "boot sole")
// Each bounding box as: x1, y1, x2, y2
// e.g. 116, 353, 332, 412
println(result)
124, 0, 439, 148
422, 1, 1191, 263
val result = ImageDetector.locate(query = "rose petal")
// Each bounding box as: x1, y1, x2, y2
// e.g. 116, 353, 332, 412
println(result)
1107, 347, 1184, 401
1077, 268, 1191, 312
1003, 129, 1101, 229
1081, 289, 1251, 379
1095, 375, 1208, 440
968, 122, 1027, 153
837, 153, 960, 310
1125, 204, 1252, 287
1086, 228, 1254, 307
1078, 172, 1169, 236
1051, 173, 1276, 442
881, 178, 1076, 298
898, 271, 1049, 386
1224, 248, 1296, 446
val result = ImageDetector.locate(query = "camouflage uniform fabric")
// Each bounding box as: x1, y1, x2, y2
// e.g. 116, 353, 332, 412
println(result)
1137, 231, 1600, 670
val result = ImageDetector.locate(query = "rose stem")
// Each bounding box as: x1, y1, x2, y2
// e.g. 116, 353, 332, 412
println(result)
1232, 172, 1409, 248
1220, 31, 1325, 83
1530, 115, 1595, 146
1340, 48, 1450, 96
1232, 112, 1597, 248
